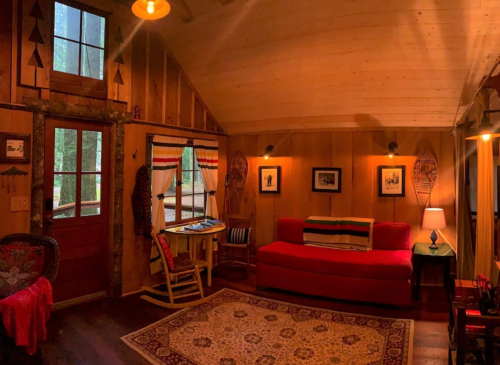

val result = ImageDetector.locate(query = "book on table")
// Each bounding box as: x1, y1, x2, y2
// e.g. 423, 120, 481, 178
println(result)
201, 219, 225, 228
183, 224, 212, 232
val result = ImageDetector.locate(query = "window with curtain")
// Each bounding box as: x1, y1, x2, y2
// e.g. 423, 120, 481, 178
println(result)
163, 145, 206, 224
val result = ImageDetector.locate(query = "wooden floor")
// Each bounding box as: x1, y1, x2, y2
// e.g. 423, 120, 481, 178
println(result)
41, 271, 449, 365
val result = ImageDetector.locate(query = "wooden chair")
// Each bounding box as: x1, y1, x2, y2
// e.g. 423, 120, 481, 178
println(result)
0, 234, 60, 365
220, 214, 253, 279
141, 229, 206, 309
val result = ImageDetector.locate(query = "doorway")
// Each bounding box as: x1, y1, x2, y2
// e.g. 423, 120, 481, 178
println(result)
43, 118, 110, 303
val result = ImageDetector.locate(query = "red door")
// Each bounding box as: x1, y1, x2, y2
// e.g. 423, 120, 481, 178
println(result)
43, 118, 110, 303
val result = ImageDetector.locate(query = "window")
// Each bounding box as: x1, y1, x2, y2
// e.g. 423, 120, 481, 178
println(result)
164, 146, 206, 224
53, 1, 106, 80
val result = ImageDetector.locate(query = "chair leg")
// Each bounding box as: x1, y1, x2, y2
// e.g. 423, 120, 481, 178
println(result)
246, 246, 250, 278
166, 274, 175, 305
194, 266, 204, 299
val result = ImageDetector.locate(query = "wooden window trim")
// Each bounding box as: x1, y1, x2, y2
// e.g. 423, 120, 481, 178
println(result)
50, 0, 109, 98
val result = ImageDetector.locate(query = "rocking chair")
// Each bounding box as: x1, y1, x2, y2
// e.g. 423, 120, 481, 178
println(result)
140, 229, 207, 309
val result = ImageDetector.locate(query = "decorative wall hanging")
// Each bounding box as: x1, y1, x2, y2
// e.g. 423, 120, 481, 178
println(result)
231, 151, 248, 202
27, 0, 45, 87
378, 165, 406, 197
113, 24, 125, 99
0, 133, 31, 164
259, 166, 281, 194
1, 167, 28, 194
413, 150, 438, 212
312, 168, 342, 193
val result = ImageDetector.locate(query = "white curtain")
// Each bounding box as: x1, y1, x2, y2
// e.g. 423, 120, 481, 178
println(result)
150, 136, 187, 275
475, 139, 495, 278
194, 139, 219, 220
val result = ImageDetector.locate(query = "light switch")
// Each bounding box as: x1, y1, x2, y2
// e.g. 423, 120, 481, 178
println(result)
10, 197, 29, 212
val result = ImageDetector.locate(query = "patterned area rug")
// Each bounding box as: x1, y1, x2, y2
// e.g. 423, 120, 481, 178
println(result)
121, 289, 414, 365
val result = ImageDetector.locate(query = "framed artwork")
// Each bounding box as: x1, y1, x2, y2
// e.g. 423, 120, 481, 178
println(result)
378, 165, 405, 197
0, 133, 31, 164
259, 166, 281, 194
312, 167, 342, 193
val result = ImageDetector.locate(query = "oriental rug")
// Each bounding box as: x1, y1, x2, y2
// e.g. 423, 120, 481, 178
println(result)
121, 289, 414, 365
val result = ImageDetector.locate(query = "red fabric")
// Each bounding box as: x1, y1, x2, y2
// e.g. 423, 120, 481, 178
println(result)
157, 234, 175, 271
277, 218, 305, 244
372, 222, 412, 250
0, 246, 44, 299
0, 276, 53, 355
258, 241, 412, 281
257, 263, 412, 306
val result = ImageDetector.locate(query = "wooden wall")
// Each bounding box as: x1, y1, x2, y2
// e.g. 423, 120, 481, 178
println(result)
228, 130, 456, 255
0, 108, 33, 236
122, 123, 227, 294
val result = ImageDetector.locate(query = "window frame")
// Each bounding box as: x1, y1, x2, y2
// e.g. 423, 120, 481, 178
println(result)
50, 0, 109, 98
164, 142, 207, 226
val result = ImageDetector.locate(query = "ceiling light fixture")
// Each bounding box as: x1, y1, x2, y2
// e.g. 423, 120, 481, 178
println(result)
384, 142, 399, 158
466, 110, 500, 142
261, 145, 275, 160
132, 0, 171, 20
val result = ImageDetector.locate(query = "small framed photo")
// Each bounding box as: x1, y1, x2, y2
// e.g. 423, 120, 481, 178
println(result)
378, 165, 406, 197
0, 133, 31, 164
259, 166, 281, 194
312, 168, 342, 193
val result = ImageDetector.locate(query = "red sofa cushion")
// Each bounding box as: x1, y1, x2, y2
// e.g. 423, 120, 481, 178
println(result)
257, 241, 412, 281
276, 218, 411, 251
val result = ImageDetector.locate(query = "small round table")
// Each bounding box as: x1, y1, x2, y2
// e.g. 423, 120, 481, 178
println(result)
164, 224, 226, 287
412, 242, 456, 301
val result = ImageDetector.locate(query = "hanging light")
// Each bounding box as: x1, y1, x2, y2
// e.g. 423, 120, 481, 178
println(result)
261, 145, 275, 160
384, 142, 399, 158
466, 111, 500, 142
132, 0, 171, 20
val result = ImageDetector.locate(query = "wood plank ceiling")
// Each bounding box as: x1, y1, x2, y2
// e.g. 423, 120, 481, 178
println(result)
151, 0, 500, 134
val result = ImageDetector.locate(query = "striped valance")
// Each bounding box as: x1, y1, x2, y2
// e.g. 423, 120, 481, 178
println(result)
152, 137, 188, 171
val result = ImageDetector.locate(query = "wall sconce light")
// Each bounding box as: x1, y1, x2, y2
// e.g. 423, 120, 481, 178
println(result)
132, 0, 171, 20
384, 142, 399, 158
466, 110, 500, 142
261, 145, 275, 160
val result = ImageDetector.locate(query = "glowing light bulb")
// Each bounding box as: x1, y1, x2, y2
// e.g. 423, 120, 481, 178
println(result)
147, 1, 155, 14
388, 153, 394, 158
264, 155, 269, 160
481, 133, 492, 142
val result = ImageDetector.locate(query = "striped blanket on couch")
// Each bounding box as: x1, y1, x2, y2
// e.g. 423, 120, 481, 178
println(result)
303, 216, 375, 251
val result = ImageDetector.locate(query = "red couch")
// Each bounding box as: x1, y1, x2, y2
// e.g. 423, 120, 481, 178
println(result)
256, 218, 413, 306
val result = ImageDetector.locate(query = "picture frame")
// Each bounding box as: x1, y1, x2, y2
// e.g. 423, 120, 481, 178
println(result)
312, 167, 342, 193
259, 166, 281, 194
378, 165, 406, 197
0, 133, 31, 164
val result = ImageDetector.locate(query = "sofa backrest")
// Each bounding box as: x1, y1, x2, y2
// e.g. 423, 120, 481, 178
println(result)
277, 218, 411, 250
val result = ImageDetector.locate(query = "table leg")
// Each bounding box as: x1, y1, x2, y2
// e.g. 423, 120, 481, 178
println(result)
207, 237, 213, 287
444, 257, 451, 301
414, 255, 421, 301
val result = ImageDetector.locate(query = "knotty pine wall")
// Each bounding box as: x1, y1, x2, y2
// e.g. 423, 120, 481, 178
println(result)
228, 130, 456, 255
0, 108, 33, 236
122, 123, 227, 294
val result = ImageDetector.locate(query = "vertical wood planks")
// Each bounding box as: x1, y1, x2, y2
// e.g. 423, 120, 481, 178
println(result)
310, 132, 332, 216
165, 54, 178, 125
0, 0, 12, 103
291, 133, 313, 219
439, 131, 457, 249
372, 131, 396, 222
351, 132, 374, 218
179, 77, 192, 128
331, 132, 353, 217
131, 28, 147, 116
147, 33, 164, 123
193, 97, 204, 130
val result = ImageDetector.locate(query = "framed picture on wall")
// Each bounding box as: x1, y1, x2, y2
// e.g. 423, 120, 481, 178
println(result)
259, 166, 281, 194
312, 167, 342, 193
378, 165, 406, 197
0, 133, 31, 164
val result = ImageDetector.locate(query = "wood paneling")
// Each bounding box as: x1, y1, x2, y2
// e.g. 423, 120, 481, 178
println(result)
179, 77, 192, 128
166, 54, 179, 125
131, 28, 148, 116
0, 108, 33, 237
154, 0, 498, 134
0, 0, 12, 103
228, 130, 456, 252
147, 33, 165, 123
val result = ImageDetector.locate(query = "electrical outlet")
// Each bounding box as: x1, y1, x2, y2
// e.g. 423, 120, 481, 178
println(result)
10, 197, 29, 212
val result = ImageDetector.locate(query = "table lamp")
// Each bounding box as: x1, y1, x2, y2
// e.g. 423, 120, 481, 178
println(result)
422, 208, 446, 249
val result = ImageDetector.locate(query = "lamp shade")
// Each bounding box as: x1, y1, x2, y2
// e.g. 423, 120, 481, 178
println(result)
132, 0, 170, 20
422, 208, 446, 230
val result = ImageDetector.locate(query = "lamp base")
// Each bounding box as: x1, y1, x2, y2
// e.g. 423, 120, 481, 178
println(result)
429, 229, 439, 249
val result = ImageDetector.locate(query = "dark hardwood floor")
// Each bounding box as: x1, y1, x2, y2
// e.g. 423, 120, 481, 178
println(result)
40, 271, 449, 365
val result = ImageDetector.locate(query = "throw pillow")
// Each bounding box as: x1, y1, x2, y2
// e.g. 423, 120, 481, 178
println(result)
227, 228, 251, 244
0, 246, 44, 299
156, 234, 175, 271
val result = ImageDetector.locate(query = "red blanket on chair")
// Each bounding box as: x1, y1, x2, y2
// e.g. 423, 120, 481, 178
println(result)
0, 277, 53, 355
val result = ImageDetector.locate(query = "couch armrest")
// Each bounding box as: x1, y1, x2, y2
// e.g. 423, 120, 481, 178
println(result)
277, 218, 305, 244
372, 222, 412, 250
